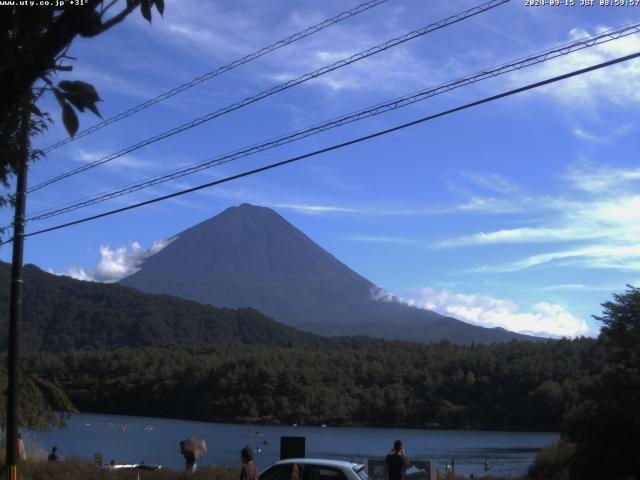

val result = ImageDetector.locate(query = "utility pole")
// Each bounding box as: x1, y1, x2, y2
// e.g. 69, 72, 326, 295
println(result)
5, 96, 30, 480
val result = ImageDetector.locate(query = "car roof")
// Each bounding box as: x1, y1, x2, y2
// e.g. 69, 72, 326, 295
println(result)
274, 458, 364, 469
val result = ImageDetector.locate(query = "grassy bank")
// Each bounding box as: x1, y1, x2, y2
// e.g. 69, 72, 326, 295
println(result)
3, 459, 526, 480
5, 459, 238, 480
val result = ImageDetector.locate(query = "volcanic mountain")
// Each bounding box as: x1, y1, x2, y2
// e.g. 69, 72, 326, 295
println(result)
120, 203, 540, 343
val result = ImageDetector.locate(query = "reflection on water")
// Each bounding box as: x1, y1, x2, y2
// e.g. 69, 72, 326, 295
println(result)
28, 413, 558, 477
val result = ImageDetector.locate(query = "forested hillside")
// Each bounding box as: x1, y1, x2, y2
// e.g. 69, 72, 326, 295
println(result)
0, 262, 339, 351
24, 338, 597, 431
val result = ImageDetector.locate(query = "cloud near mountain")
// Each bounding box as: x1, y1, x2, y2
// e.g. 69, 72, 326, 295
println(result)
113, 203, 542, 344
52, 239, 174, 283
59, 203, 585, 339
383, 287, 590, 338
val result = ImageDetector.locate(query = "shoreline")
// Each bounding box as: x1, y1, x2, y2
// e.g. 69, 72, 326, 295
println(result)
67, 410, 560, 435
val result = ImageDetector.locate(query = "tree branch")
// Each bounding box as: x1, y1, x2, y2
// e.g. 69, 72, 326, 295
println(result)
84, 0, 140, 37
0, 0, 140, 122
101, 0, 119, 16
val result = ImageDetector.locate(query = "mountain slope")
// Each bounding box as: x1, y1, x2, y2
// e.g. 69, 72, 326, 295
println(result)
0, 261, 333, 352
120, 203, 540, 344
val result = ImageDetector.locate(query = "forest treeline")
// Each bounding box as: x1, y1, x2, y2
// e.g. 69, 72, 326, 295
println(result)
23, 338, 598, 431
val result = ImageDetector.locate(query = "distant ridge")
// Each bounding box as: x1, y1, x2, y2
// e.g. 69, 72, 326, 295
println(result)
0, 261, 338, 352
120, 203, 541, 344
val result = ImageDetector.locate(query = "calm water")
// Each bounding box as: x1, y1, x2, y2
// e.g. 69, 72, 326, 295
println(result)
27, 413, 558, 478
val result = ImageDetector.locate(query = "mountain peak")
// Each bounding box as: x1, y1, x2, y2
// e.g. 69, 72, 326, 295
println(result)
232, 202, 270, 213
122, 203, 370, 313
208, 203, 282, 227
237, 202, 261, 209
181, 203, 300, 247
121, 204, 540, 344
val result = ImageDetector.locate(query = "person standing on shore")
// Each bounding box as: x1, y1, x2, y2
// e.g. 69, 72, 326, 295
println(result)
385, 440, 409, 480
48, 446, 59, 461
240, 446, 259, 480
184, 452, 197, 473
17, 434, 26, 461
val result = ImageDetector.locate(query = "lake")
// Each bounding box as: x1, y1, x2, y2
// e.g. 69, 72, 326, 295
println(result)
27, 413, 558, 478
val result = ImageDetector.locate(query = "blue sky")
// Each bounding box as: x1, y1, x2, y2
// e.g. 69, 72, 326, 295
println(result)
2, 0, 640, 338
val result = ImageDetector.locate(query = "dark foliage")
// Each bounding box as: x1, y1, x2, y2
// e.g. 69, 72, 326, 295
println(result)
0, 262, 337, 351
0, 363, 76, 431
526, 440, 575, 480
24, 338, 597, 431
0, 0, 163, 216
561, 286, 640, 480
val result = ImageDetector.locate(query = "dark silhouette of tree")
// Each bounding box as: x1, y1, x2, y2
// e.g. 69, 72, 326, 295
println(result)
0, 366, 77, 431
0, 0, 164, 209
0, 0, 164, 427
564, 286, 640, 480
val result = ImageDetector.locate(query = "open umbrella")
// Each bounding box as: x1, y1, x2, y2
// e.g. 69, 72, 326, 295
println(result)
180, 437, 207, 460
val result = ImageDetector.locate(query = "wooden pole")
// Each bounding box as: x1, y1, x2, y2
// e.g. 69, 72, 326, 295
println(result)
5, 96, 30, 480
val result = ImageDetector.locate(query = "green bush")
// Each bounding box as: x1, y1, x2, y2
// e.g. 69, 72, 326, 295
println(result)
526, 440, 575, 480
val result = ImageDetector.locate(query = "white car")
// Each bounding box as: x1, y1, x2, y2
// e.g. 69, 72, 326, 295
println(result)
260, 458, 369, 480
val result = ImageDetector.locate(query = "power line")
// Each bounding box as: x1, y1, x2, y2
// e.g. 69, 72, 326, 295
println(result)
27, 0, 509, 194
24, 21, 640, 223
40, 0, 391, 155
4, 50, 638, 245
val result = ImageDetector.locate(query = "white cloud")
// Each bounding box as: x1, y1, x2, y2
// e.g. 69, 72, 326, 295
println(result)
346, 235, 420, 245
150, 1, 433, 96
53, 238, 174, 283
564, 162, 640, 193
275, 203, 368, 215
453, 196, 521, 214
268, 46, 435, 94
437, 225, 606, 248
381, 287, 591, 338
270, 197, 525, 218
446, 190, 640, 249
460, 172, 519, 194
473, 243, 640, 273
186, 186, 524, 217
436, 162, 640, 275
573, 128, 605, 143
280, 198, 524, 217
509, 26, 640, 108
536, 283, 620, 292
155, 0, 265, 61
72, 148, 155, 172
246, 3, 446, 95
